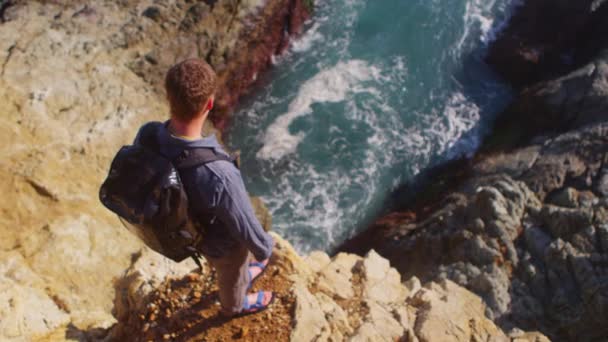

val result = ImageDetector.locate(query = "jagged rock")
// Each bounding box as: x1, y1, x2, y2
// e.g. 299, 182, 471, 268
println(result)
270, 232, 314, 280
539, 205, 594, 238
486, 0, 608, 87
597, 224, 608, 252
107, 223, 545, 341
549, 187, 580, 208
343, 126, 607, 338
16, 215, 140, 331
524, 226, 553, 259
290, 282, 331, 342
111, 247, 198, 329
485, 52, 608, 152
596, 166, 608, 196
410, 280, 509, 342
509, 330, 551, 342
317, 253, 359, 300
350, 301, 404, 342
303, 250, 331, 273
361, 250, 408, 305
404, 276, 422, 295
0, 251, 70, 340
315, 291, 353, 339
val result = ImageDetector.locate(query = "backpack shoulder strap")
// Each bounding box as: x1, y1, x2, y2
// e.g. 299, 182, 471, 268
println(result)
173, 148, 237, 169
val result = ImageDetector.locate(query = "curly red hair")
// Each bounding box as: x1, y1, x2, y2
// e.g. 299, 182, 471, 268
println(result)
165, 58, 217, 121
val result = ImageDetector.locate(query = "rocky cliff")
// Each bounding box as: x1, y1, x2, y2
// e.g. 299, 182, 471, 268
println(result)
108, 233, 547, 342
1, 0, 599, 341
340, 1, 608, 341
0, 0, 306, 340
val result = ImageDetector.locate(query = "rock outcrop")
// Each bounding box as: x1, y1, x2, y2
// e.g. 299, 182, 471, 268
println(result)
110, 233, 547, 341
486, 0, 608, 88
0, 0, 307, 340
340, 3, 608, 341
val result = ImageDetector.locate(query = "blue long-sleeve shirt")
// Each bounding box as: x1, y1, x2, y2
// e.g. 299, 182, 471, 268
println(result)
134, 121, 274, 261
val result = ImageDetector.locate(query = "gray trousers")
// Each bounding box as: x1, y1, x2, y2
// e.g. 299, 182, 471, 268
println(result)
206, 244, 251, 315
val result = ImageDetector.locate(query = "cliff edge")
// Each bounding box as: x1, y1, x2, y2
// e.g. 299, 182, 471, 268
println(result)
106, 233, 547, 342
0, 0, 305, 340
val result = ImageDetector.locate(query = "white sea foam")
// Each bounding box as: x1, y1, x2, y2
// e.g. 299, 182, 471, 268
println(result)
229, 0, 516, 253
257, 60, 380, 160
433, 92, 482, 157
388, 90, 482, 181
455, 0, 524, 54
253, 57, 410, 252
291, 22, 324, 53
456, 0, 495, 52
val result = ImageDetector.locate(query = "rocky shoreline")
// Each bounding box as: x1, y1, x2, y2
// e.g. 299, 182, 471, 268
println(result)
340, 0, 608, 340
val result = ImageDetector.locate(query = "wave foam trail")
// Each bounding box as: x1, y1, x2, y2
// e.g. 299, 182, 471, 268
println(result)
257, 60, 380, 160
436, 92, 481, 157
455, 0, 523, 54
291, 22, 324, 53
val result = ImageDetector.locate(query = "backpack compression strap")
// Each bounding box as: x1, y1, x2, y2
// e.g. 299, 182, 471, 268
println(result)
173, 148, 237, 169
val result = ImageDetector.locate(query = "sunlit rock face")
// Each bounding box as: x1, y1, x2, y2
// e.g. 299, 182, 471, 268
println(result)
111, 232, 547, 341
0, 0, 308, 340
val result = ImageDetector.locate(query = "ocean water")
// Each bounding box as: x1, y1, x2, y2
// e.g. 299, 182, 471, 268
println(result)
226, 0, 519, 253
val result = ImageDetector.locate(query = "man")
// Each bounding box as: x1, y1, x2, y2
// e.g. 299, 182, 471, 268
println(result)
134, 58, 275, 316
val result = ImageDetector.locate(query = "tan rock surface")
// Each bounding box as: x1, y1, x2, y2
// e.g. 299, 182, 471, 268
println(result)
361, 249, 408, 305
0, 0, 308, 340
316, 252, 359, 300
287, 244, 547, 342
410, 279, 509, 342
0, 251, 70, 341
108, 232, 549, 341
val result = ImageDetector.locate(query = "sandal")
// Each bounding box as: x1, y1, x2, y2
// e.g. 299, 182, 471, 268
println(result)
236, 290, 275, 317
247, 260, 269, 290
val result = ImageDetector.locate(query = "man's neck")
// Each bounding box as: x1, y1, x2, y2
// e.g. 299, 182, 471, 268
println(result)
168, 114, 207, 139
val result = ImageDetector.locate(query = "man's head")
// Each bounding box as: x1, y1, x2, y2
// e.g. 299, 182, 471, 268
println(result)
165, 58, 217, 121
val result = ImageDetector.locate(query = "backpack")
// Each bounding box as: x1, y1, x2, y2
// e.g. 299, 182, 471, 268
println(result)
98, 124, 234, 268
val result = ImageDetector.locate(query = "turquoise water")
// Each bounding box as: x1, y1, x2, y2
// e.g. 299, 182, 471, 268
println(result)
227, 0, 518, 252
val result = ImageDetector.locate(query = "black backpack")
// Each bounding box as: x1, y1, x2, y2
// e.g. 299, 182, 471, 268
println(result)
99, 124, 234, 268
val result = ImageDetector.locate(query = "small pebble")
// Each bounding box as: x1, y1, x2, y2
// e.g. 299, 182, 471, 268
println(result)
236, 326, 249, 338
